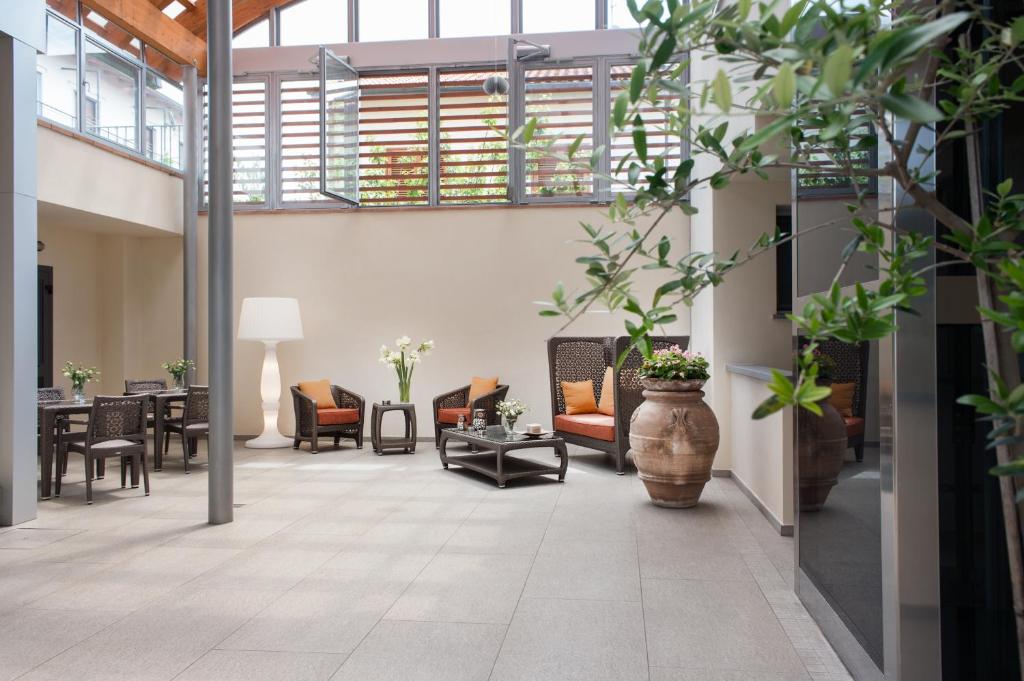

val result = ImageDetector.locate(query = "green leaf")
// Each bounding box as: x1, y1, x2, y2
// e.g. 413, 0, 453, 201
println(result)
880, 93, 944, 123
521, 117, 539, 143
567, 134, 584, 159
712, 69, 732, 113
633, 115, 648, 161
997, 178, 1013, 197
613, 91, 629, 129
752, 395, 785, 419
772, 63, 796, 107
823, 43, 853, 97
630, 62, 647, 103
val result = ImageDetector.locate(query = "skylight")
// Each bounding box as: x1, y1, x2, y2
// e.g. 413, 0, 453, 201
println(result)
162, 1, 187, 20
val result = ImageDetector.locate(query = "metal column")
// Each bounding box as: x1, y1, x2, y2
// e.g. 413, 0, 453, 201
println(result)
0, 30, 39, 526
207, 0, 233, 525
182, 65, 199, 386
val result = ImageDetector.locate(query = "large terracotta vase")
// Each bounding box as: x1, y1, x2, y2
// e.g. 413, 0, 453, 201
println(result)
629, 378, 720, 508
797, 393, 847, 511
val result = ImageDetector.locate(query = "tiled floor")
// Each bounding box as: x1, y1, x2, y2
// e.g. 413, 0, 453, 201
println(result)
0, 441, 852, 681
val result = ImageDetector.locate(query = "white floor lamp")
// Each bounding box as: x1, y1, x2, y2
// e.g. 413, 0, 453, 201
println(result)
238, 297, 304, 449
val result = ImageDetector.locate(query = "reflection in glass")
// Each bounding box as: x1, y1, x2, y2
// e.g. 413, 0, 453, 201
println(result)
797, 335, 883, 667
46, 0, 77, 21
608, 0, 667, 28
440, 0, 511, 37
359, 0, 428, 42
145, 72, 184, 168
280, 0, 347, 46
522, 0, 595, 32
84, 41, 140, 150
84, 10, 142, 59
38, 14, 79, 128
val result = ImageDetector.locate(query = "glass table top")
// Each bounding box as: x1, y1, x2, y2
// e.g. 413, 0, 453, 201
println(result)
444, 425, 551, 443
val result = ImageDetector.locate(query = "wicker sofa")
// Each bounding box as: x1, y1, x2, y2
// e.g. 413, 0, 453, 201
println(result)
432, 382, 510, 447
547, 336, 689, 474
291, 384, 366, 453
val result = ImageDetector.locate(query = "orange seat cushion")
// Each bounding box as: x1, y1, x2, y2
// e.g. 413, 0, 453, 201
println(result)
468, 376, 499, 405
844, 416, 865, 438
554, 413, 616, 442
317, 408, 360, 426
438, 407, 471, 425
829, 382, 856, 418
597, 367, 615, 416
561, 380, 598, 415
298, 380, 336, 409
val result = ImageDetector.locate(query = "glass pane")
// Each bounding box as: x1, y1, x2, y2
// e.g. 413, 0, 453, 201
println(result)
358, 71, 430, 205
438, 69, 509, 204
609, 0, 668, 28
38, 14, 79, 127
234, 19, 270, 48
320, 50, 359, 203
440, 0, 511, 38
46, 0, 77, 21
281, 78, 328, 203
84, 41, 140, 150
359, 0, 428, 42
145, 72, 184, 168
83, 10, 142, 60
524, 65, 593, 198
522, 0, 595, 33
280, 0, 348, 46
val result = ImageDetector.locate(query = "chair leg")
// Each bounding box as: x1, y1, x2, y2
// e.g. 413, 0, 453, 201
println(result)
357, 430, 363, 449
121, 456, 128, 488
85, 453, 93, 505
854, 443, 864, 463
96, 457, 105, 479
164, 432, 171, 455
616, 450, 625, 476
183, 436, 190, 473
293, 436, 300, 450
54, 447, 64, 497
435, 425, 441, 449
140, 453, 150, 496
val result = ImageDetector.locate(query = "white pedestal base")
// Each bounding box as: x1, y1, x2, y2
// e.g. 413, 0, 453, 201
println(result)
244, 341, 293, 450
245, 432, 293, 449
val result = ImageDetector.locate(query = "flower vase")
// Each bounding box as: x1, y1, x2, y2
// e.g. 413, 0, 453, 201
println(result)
503, 416, 518, 436
399, 383, 411, 404
72, 385, 86, 403
173, 375, 185, 390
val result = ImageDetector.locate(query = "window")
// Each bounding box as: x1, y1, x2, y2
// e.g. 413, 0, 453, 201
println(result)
234, 19, 270, 48
145, 72, 184, 168
359, 0, 428, 42
440, 0, 511, 38
608, 63, 682, 192
280, 0, 348, 46
523, 65, 594, 198
438, 69, 509, 204
608, 0, 668, 28
46, 0, 77, 21
203, 80, 269, 205
359, 71, 429, 206
84, 40, 140, 150
38, 13, 78, 128
280, 78, 328, 203
522, 0, 595, 33
83, 10, 142, 60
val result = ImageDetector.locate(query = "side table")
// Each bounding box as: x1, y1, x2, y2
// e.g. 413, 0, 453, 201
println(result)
371, 402, 417, 455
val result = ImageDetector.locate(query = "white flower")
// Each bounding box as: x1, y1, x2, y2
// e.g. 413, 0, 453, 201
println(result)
396, 336, 411, 349
409, 351, 421, 364
418, 339, 434, 354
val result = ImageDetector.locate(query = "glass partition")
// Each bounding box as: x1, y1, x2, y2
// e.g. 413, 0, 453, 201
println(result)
234, 19, 271, 48
38, 13, 79, 128
84, 40, 140, 150
144, 71, 184, 168
359, 0, 428, 42
280, 0, 348, 46
83, 9, 142, 59
440, 0, 511, 37
319, 48, 360, 204
522, 0, 596, 32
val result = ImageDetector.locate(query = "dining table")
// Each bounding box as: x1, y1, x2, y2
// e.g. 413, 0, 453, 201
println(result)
37, 389, 187, 499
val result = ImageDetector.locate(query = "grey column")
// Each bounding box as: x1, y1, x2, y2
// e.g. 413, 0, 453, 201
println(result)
207, 0, 233, 525
0, 27, 40, 526
182, 65, 199, 385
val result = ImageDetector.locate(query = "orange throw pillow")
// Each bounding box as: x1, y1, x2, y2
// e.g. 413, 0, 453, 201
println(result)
562, 379, 598, 415
597, 367, 615, 416
828, 382, 856, 418
468, 376, 499, 405
298, 379, 336, 409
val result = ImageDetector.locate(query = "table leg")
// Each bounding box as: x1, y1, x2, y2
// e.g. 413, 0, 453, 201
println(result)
372, 407, 382, 454
409, 408, 417, 453
153, 396, 164, 471
439, 432, 449, 469
496, 445, 505, 488
555, 441, 568, 481
40, 410, 54, 499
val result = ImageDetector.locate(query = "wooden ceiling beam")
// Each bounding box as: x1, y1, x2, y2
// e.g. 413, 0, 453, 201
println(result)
175, 0, 299, 39
81, 0, 207, 73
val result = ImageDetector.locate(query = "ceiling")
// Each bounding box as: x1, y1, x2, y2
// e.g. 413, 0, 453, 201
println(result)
146, 0, 299, 39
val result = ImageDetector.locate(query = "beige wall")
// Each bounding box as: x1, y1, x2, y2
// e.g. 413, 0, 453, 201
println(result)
196, 206, 690, 437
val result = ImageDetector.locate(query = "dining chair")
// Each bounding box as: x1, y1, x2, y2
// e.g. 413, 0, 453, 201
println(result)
163, 385, 209, 473
58, 394, 149, 504
37, 386, 89, 481
124, 378, 174, 454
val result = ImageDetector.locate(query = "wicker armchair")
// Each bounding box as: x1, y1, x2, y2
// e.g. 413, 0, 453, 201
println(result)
291, 384, 365, 453
548, 336, 689, 474
163, 385, 209, 472
432, 383, 510, 448
59, 394, 149, 504
806, 338, 871, 462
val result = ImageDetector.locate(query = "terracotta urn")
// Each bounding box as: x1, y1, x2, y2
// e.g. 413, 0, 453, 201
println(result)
797, 390, 847, 511
629, 378, 720, 508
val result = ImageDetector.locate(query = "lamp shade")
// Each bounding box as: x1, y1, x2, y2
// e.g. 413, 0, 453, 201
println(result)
238, 297, 304, 342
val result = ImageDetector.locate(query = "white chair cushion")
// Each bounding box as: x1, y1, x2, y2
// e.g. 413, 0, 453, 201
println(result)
92, 439, 140, 450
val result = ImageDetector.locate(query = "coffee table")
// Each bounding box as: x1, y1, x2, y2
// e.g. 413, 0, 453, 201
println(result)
438, 426, 567, 488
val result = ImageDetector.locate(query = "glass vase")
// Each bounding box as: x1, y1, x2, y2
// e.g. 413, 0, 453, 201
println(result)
72, 385, 86, 403
399, 382, 411, 403
503, 415, 518, 436
173, 374, 185, 390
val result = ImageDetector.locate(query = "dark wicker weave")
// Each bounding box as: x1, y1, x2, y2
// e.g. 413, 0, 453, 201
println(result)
808, 338, 871, 462
432, 383, 510, 448
60, 394, 149, 503
163, 385, 209, 472
547, 336, 689, 474
124, 378, 167, 393
291, 384, 365, 453
38, 387, 89, 480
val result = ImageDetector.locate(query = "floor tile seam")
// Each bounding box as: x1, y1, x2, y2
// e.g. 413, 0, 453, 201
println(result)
635, 518, 653, 681
484, 481, 563, 681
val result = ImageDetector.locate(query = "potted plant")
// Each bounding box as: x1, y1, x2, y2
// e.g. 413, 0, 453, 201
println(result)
797, 348, 847, 511
629, 346, 718, 508
162, 358, 195, 389
62, 361, 99, 403
496, 399, 528, 435
379, 336, 433, 403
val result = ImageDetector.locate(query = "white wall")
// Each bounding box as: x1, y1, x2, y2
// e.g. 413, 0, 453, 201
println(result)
196, 205, 690, 436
